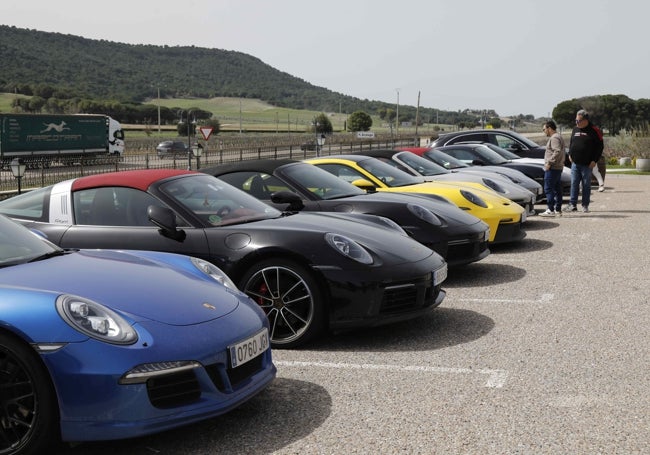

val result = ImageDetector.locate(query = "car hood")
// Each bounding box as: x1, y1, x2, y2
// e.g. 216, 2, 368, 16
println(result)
339, 191, 484, 227
229, 211, 438, 265
1, 250, 241, 325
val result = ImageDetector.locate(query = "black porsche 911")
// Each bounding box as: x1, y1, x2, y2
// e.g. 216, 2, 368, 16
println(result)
0, 169, 448, 349
202, 159, 490, 267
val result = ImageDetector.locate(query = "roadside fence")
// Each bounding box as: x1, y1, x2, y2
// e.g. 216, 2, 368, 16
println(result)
1, 134, 419, 197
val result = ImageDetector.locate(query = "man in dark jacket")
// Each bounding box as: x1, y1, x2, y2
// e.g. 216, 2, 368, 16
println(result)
566, 109, 604, 213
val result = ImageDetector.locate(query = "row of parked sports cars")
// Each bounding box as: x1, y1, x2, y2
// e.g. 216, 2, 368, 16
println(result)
0, 132, 551, 453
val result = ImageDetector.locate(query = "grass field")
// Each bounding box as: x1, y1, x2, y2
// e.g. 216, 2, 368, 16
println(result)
0, 93, 450, 138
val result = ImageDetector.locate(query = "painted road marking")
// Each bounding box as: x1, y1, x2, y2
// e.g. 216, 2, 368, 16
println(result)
275, 360, 508, 388
458, 293, 554, 304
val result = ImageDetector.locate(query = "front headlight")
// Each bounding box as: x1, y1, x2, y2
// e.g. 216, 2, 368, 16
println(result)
191, 257, 238, 291
325, 233, 373, 265
481, 178, 506, 194
460, 189, 488, 208
407, 203, 442, 226
56, 295, 137, 345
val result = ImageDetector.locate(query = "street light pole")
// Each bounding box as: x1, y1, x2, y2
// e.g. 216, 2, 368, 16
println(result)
10, 158, 26, 195
179, 110, 194, 170
396, 88, 400, 136
157, 86, 161, 137
187, 111, 193, 171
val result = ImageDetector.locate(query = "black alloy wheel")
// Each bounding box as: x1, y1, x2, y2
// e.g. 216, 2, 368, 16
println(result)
240, 259, 325, 349
0, 333, 58, 455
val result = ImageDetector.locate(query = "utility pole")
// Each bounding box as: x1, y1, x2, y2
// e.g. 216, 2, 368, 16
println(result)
415, 91, 421, 136
396, 88, 400, 136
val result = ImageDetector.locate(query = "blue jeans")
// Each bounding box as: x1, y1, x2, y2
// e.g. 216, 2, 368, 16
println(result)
569, 163, 592, 207
544, 169, 563, 211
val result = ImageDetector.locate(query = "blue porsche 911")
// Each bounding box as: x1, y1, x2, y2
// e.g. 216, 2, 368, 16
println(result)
0, 215, 275, 454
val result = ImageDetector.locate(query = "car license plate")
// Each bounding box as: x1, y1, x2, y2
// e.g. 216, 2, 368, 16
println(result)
434, 264, 448, 285
229, 328, 269, 368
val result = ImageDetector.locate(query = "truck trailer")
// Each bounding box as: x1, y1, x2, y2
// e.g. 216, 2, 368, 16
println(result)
0, 114, 124, 168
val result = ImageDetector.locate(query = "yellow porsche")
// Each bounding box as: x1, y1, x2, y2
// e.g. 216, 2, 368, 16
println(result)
305, 155, 526, 244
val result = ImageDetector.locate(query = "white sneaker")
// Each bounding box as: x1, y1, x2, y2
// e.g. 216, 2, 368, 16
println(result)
598, 185, 605, 192
581, 206, 590, 213
539, 209, 555, 217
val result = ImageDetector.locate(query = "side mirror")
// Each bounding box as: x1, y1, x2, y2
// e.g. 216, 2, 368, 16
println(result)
147, 205, 186, 241
271, 190, 305, 211
351, 178, 377, 193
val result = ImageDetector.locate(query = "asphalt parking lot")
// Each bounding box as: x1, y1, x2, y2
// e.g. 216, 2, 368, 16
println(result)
58, 174, 649, 455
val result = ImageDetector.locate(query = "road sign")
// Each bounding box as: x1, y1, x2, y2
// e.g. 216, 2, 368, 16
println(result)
199, 127, 214, 140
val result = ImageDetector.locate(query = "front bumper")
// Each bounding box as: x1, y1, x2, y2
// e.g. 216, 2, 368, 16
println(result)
315, 254, 447, 330
44, 316, 276, 442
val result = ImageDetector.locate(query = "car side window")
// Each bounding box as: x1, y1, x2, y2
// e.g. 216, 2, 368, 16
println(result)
375, 157, 412, 174
0, 186, 50, 221
74, 187, 165, 227
493, 134, 517, 149
315, 164, 365, 184
445, 148, 477, 162
219, 172, 288, 200
450, 133, 487, 144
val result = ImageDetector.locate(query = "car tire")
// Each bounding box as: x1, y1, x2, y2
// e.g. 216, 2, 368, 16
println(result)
0, 332, 60, 455
239, 259, 325, 349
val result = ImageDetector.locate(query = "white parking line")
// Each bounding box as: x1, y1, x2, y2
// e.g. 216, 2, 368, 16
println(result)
275, 360, 509, 388
458, 293, 554, 304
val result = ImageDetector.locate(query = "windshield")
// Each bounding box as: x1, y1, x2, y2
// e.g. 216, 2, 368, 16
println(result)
423, 150, 469, 169
469, 145, 510, 164
0, 215, 62, 267
395, 152, 449, 176
482, 143, 522, 160
283, 163, 364, 200
443, 145, 508, 165
508, 131, 543, 148
159, 174, 281, 226
356, 158, 422, 187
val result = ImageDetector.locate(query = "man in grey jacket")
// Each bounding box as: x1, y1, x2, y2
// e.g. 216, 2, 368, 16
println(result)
539, 120, 566, 217
566, 109, 604, 213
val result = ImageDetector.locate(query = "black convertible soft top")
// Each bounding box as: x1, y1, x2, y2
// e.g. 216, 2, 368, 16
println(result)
202, 158, 298, 177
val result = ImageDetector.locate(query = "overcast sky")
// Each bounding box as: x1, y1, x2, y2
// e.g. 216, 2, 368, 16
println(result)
2, 0, 648, 117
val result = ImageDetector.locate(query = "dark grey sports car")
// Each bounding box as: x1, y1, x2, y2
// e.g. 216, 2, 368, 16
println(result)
0, 169, 448, 349
202, 159, 490, 267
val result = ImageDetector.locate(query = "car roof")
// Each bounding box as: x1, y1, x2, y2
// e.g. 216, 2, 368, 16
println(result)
436, 143, 485, 149
352, 149, 399, 159
70, 169, 197, 191
202, 159, 298, 176
438, 129, 506, 138
308, 155, 367, 163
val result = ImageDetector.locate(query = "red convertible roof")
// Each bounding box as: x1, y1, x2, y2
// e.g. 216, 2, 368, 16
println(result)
70, 169, 197, 191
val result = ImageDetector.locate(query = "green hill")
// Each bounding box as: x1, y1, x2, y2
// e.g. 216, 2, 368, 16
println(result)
0, 25, 482, 126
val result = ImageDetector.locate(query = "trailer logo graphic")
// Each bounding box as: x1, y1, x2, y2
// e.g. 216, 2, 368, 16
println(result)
40, 121, 70, 133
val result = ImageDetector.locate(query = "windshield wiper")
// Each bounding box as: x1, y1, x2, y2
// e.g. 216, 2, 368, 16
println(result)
27, 250, 67, 263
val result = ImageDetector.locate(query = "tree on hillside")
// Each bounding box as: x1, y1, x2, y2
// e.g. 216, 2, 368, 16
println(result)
487, 117, 502, 129
552, 99, 583, 128
348, 111, 373, 132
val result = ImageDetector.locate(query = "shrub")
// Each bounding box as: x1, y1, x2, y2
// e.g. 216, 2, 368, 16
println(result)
605, 133, 650, 159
